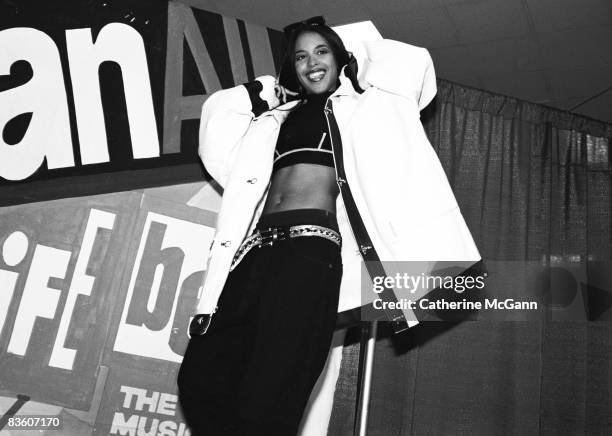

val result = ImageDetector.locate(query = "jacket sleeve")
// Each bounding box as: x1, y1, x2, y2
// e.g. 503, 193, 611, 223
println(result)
199, 75, 280, 187
361, 39, 437, 110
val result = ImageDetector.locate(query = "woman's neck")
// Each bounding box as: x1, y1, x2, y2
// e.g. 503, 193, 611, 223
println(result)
304, 89, 334, 102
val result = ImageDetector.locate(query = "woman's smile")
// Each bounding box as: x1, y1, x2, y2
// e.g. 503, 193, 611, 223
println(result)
306, 68, 326, 82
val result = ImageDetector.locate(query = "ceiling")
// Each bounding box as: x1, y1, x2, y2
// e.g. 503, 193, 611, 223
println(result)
185, 0, 612, 124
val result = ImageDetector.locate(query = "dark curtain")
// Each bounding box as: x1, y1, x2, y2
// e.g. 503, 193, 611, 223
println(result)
329, 79, 612, 435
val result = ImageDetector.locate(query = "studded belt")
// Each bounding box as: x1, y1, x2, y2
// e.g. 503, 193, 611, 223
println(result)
229, 224, 342, 271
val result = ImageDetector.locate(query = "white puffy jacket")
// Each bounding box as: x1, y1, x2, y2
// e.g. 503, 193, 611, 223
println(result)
194, 39, 481, 325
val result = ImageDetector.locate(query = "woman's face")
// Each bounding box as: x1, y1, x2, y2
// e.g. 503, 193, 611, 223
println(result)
294, 31, 338, 94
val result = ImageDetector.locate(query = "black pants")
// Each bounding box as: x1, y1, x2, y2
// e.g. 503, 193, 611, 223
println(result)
177, 209, 342, 435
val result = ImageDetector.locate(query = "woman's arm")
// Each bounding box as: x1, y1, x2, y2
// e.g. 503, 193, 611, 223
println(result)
199, 75, 280, 187
360, 39, 437, 110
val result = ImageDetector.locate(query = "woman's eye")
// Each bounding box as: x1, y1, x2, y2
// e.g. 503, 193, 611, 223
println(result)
317, 49, 329, 55
295, 55, 305, 61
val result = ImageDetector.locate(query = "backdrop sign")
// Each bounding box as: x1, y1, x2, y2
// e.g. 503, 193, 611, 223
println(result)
0, 184, 219, 433
0, 0, 283, 204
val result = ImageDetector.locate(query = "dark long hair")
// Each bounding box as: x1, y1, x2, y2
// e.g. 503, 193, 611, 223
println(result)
278, 23, 363, 96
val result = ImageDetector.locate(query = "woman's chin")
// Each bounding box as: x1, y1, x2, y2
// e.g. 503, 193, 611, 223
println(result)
303, 82, 336, 94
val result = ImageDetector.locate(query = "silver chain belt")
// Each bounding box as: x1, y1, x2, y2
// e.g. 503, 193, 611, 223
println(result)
229, 225, 342, 271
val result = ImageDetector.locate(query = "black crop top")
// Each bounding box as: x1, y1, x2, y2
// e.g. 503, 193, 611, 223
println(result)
272, 91, 335, 173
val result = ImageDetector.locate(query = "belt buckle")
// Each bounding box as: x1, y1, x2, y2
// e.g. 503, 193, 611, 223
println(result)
259, 227, 285, 247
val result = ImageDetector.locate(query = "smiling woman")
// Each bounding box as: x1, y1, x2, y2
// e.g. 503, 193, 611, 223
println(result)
177, 14, 480, 436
